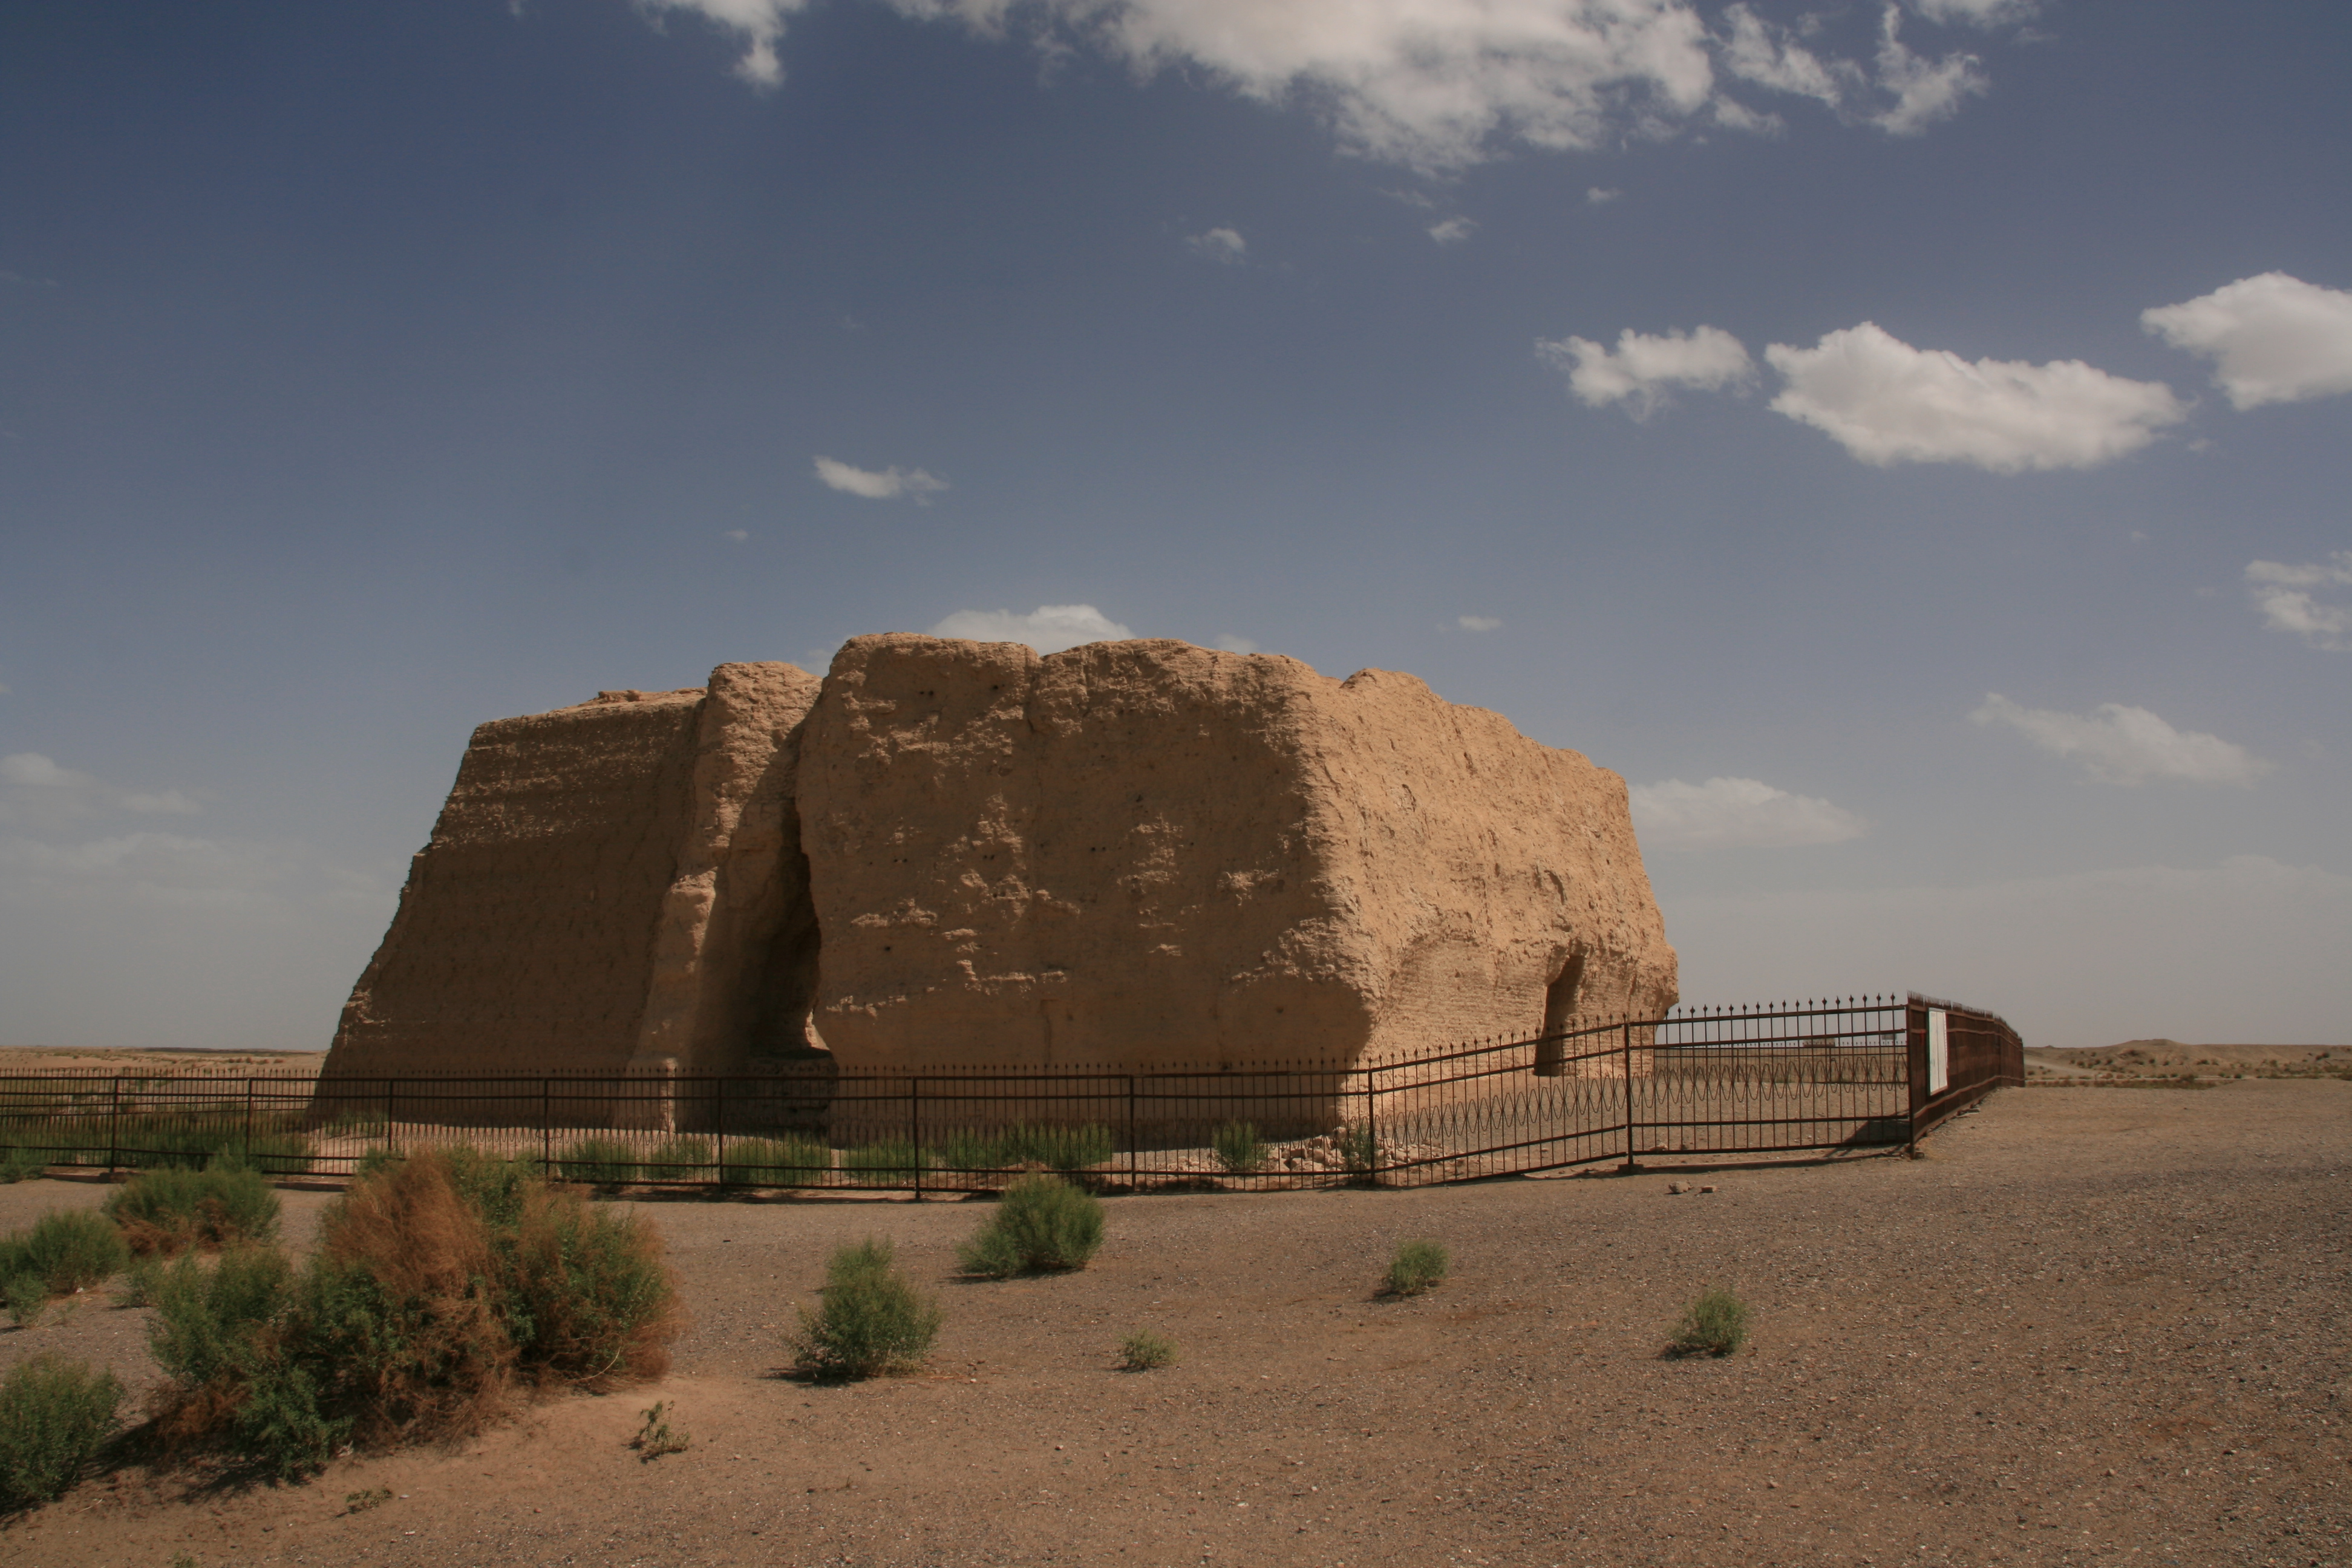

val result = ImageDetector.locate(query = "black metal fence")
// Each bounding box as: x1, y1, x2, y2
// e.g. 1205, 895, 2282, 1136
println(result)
0, 993, 2020, 1192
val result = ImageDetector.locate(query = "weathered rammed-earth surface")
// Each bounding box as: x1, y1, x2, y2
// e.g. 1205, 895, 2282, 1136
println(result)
321, 635, 1674, 1088
799, 635, 1676, 1070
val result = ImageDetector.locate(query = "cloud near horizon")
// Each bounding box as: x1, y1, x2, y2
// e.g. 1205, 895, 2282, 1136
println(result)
1970, 695, 2270, 786
2244, 552, 2352, 652
925, 604, 1135, 653
813, 455, 949, 501
1765, 323, 2186, 471
2141, 272, 2352, 411
1630, 776, 1869, 851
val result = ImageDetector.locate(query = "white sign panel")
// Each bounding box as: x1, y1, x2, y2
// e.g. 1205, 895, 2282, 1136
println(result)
1927, 1008, 1950, 1096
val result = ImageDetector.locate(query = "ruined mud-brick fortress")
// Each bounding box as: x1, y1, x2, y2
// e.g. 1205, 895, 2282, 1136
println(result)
319, 635, 1678, 1088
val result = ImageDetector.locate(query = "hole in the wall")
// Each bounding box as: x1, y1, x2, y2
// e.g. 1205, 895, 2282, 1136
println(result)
1534, 950, 1584, 1078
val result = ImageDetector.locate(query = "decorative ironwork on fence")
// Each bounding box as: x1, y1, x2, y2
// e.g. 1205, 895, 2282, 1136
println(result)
0, 993, 2019, 1192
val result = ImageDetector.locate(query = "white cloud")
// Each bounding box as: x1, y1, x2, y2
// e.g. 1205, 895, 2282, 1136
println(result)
1908, 0, 2038, 27
893, 0, 1719, 171
1537, 325, 1755, 418
2141, 273, 2352, 411
1867, 5, 1987, 133
1426, 217, 1476, 246
638, 0, 809, 85
812, 455, 949, 502
1720, 4, 1850, 108
2245, 552, 2352, 652
1214, 635, 1264, 655
1662, 855, 2352, 1049
1186, 227, 1247, 263
1585, 186, 1621, 204
1630, 776, 1869, 851
1457, 615, 1503, 632
722, 528, 750, 543
1763, 322, 2186, 471
1970, 694, 2270, 786
926, 604, 1135, 653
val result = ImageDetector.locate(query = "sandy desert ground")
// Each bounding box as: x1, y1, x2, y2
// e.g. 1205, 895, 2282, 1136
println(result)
1, 1077, 2346, 1568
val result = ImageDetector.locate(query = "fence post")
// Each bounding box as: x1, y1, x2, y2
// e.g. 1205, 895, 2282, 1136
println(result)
244, 1078, 255, 1169
1365, 1062, 1380, 1186
108, 1075, 122, 1178
1905, 998, 1927, 1155
716, 1075, 727, 1189
1619, 1020, 1639, 1173
910, 1076, 923, 1200
1126, 1075, 1137, 1190
541, 1080, 552, 1173
384, 1078, 397, 1157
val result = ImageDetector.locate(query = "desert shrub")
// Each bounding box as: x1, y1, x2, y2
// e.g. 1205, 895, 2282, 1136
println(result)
0, 1356, 123, 1511
114, 1256, 163, 1308
789, 1238, 940, 1380
718, 1135, 830, 1187
556, 1138, 642, 1185
6, 1273, 47, 1328
0, 1145, 47, 1183
956, 1173, 1105, 1277
1336, 1125, 1379, 1177
144, 1150, 679, 1478
1382, 1239, 1448, 1297
1118, 1330, 1176, 1371
1667, 1287, 1750, 1358
995, 1122, 1116, 1173
632, 1400, 689, 1460
0, 1209, 129, 1296
353, 1145, 402, 1180
1211, 1120, 1266, 1174
642, 1137, 711, 1183
841, 1140, 930, 1187
103, 1165, 281, 1257
935, 1129, 998, 1172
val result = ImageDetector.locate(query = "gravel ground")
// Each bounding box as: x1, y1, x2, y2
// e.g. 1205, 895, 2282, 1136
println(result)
2, 1077, 2347, 1568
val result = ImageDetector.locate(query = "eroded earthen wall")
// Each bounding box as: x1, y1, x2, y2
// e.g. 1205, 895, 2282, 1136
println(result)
794, 635, 1677, 1072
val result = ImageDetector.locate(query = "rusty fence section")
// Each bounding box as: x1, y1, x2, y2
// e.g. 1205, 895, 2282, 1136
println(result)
0, 993, 2020, 1192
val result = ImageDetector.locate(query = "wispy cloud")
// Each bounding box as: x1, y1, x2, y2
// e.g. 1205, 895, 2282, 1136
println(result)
813, 455, 948, 503
722, 528, 750, 543
926, 604, 1134, 654
1538, 325, 1756, 419
0, 753, 200, 828
1426, 217, 1476, 246
1630, 776, 1868, 851
1584, 186, 1622, 204
1214, 635, 1264, 655
1909, 0, 2040, 27
1970, 695, 2270, 786
1765, 322, 2185, 471
2245, 552, 2352, 652
1867, 5, 1988, 134
1714, 3, 1987, 137
2142, 272, 2352, 410
1457, 615, 1503, 632
637, 0, 809, 86
1186, 227, 1247, 264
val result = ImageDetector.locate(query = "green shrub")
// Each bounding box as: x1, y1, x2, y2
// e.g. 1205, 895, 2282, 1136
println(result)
1382, 1238, 1448, 1297
0, 1209, 129, 1296
1117, 1330, 1176, 1371
632, 1400, 689, 1460
5, 1273, 47, 1329
956, 1173, 1105, 1277
1667, 1287, 1750, 1358
102, 1165, 281, 1257
789, 1238, 940, 1379
935, 1129, 999, 1172
0, 1357, 123, 1511
1336, 1125, 1379, 1176
0, 1146, 47, 1184
555, 1138, 642, 1185
995, 1123, 1116, 1173
641, 1137, 711, 1183
718, 1135, 829, 1187
144, 1151, 679, 1478
114, 1257, 163, 1309
1211, 1120, 1266, 1174
841, 1140, 929, 1187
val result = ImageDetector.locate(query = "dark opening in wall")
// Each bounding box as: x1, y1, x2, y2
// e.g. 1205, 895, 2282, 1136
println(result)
1534, 950, 1585, 1077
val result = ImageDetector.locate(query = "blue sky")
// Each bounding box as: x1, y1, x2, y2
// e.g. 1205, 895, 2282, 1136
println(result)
2, 0, 2347, 1051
